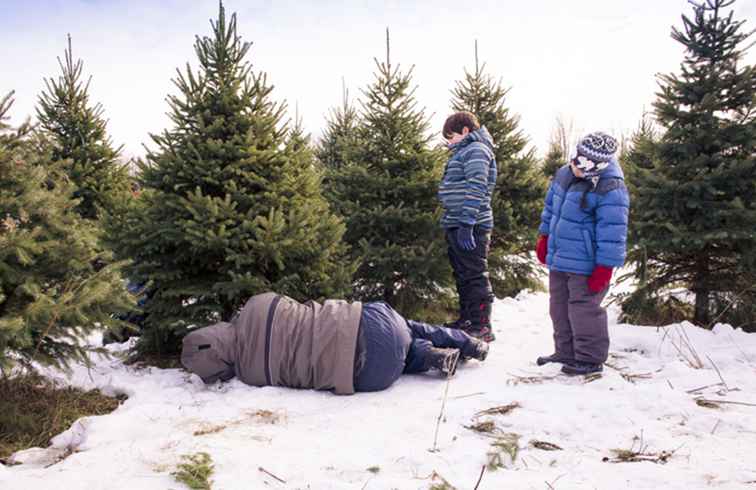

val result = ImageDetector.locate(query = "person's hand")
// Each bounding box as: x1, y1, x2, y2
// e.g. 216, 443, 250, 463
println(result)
456, 225, 476, 251
536, 235, 548, 265
587, 265, 613, 293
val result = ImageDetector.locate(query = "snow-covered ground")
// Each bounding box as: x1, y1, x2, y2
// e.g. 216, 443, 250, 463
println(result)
2, 291, 756, 490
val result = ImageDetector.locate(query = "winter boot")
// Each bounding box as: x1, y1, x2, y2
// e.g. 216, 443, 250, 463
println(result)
561, 361, 603, 376
463, 301, 495, 342
428, 347, 461, 377
444, 301, 470, 329
461, 337, 489, 362
536, 353, 574, 366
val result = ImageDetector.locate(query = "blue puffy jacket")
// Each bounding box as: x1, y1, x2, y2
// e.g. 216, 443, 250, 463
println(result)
538, 162, 630, 275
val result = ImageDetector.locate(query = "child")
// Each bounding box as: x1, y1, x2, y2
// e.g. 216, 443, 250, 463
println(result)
439, 112, 498, 342
181, 292, 489, 393
536, 132, 629, 375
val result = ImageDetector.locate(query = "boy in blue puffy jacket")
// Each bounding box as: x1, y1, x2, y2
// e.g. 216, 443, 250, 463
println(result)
535, 132, 629, 375
439, 112, 498, 342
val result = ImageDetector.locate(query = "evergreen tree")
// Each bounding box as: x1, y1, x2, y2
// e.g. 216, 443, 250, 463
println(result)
36, 35, 131, 220
0, 92, 132, 371
327, 30, 450, 314
117, 3, 350, 353
450, 42, 547, 297
625, 0, 756, 328
316, 81, 361, 171
541, 140, 565, 179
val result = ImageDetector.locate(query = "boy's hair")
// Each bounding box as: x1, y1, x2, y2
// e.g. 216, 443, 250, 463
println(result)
443, 111, 480, 138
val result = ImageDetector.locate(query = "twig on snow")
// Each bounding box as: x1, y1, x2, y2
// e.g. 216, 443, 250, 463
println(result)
696, 398, 756, 408
473, 465, 485, 490
429, 356, 458, 452
258, 466, 286, 484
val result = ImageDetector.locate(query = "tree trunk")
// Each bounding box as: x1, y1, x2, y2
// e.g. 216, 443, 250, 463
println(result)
693, 257, 711, 327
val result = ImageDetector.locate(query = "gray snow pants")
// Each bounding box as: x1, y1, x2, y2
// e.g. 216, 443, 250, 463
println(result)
549, 270, 610, 364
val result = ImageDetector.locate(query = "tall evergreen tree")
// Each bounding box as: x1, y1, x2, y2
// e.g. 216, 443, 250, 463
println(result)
450, 42, 547, 296
0, 92, 132, 371
117, 3, 351, 353
36, 35, 131, 220
625, 0, 756, 328
327, 30, 450, 314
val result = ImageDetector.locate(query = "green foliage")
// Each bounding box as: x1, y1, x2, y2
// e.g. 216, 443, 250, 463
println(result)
36, 35, 131, 221
325, 31, 451, 313
541, 140, 565, 179
622, 0, 756, 327
317, 83, 361, 172
0, 93, 133, 370
115, 3, 351, 353
173, 452, 214, 490
450, 43, 547, 296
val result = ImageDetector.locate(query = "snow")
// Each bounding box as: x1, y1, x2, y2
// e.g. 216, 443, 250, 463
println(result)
2, 292, 756, 489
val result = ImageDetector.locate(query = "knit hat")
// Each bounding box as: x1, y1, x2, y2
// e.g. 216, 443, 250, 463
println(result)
572, 131, 618, 179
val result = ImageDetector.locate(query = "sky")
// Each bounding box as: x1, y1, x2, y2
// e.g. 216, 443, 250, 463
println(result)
3, 0, 756, 161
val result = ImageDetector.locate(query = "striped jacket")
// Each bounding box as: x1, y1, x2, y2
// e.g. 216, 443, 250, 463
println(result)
438, 126, 497, 229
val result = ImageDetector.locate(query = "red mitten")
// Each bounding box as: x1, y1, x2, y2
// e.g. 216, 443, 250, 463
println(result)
536, 235, 548, 265
587, 265, 613, 293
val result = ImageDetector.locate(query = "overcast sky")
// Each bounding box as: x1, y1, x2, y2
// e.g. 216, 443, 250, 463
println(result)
3, 0, 756, 160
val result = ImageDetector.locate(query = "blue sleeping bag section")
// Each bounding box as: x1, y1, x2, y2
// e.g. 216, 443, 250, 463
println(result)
353, 302, 411, 392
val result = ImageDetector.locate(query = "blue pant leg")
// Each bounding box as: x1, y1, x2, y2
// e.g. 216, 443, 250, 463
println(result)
406, 319, 475, 356
404, 338, 434, 374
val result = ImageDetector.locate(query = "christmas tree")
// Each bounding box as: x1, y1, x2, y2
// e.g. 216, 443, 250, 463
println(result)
541, 140, 565, 180
326, 30, 451, 314
450, 42, 547, 296
625, 0, 756, 328
117, 3, 351, 353
316, 81, 361, 171
36, 35, 131, 221
0, 92, 132, 370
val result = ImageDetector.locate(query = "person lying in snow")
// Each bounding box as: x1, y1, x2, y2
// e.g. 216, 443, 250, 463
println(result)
181, 292, 489, 394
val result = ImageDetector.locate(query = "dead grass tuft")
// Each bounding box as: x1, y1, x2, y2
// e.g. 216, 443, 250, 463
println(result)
0, 372, 123, 460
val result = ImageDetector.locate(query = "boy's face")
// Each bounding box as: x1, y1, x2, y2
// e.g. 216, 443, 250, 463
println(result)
445, 127, 470, 145
570, 161, 586, 178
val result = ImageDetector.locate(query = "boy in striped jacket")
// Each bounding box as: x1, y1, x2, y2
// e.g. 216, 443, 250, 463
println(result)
439, 112, 498, 342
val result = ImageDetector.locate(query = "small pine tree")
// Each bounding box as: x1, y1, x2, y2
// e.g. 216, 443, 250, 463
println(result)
117, 3, 350, 353
36, 35, 131, 221
625, 0, 756, 328
450, 42, 547, 296
541, 140, 565, 180
316, 81, 361, 171
327, 30, 451, 313
0, 92, 132, 371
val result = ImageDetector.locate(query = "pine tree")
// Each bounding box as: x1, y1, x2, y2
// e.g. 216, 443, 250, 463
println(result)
541, 140, 565, 179
625, 0, 756, 328
36, 35, 131, 221
316, 81, 361, 171
0, 92, 132, 371
450, 42, 547, 297
327, 30, 451, 314
117, 3, 350, 353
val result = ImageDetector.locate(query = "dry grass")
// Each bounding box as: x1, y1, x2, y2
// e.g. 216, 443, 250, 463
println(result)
0, 372, 123, 460
465, 420, 498, 434
529, 440, 563, 451
602, 433, 677, 465
192, 409, 285, 437
474, 402, 521, 418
